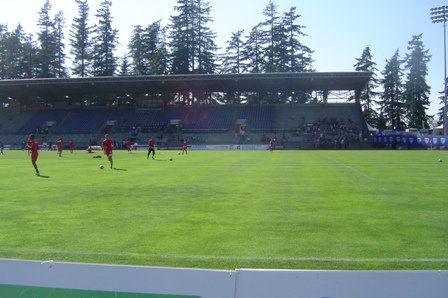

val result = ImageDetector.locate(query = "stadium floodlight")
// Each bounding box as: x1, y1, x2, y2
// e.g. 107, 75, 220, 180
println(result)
431, 6, 448, 135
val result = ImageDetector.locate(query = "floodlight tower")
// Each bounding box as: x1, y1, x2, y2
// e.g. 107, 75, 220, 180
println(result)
431, 6, 448, 135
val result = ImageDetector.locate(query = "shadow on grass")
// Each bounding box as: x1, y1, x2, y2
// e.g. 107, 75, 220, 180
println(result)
38, 175, 50, 178
113, 168, 128, 171
147, 159, 169, 162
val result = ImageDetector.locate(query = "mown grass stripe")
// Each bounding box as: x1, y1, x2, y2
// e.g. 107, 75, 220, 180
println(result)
1, 247, 447, 263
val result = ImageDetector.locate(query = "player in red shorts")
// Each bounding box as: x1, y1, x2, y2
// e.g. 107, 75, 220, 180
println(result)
147, 136, 156, 160
269, 138, 274, 152
102, 134, 114, 169
126, 138, 132, 154
182, 139, 188, 155
27, 134, 40, 176
57, 138, 63, 157
69, 140, 75, 153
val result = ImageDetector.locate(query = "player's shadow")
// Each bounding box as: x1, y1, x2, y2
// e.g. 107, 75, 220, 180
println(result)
38, 175, 50, 178
113, 168, 128, 171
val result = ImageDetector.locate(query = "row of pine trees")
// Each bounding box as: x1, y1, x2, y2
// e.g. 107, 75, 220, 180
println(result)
0, 0, 439, 130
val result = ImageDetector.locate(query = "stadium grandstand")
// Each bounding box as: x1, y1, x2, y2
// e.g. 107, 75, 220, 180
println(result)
0, 72, 372, 150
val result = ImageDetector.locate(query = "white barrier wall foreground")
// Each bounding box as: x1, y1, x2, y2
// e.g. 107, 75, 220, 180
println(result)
0, 259, 447, 298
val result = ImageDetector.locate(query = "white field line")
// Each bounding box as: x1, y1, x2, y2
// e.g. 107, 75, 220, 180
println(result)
1, 247, 447, 263
320, 153, 375, 180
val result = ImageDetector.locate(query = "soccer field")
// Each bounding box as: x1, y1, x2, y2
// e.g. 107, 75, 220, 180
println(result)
0, 148, 447, 270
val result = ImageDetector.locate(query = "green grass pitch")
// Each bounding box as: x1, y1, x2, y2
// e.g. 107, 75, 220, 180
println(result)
0, 148, 447, 270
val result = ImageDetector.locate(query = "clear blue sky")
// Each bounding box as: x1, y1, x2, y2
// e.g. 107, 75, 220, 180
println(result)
0, 0, 446, 117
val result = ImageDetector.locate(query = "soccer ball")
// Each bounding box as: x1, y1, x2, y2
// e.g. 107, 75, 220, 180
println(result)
169, 157, 173, 161
178, 152, 180, 155
439, 159, 442, 162
99, 165, 104, 169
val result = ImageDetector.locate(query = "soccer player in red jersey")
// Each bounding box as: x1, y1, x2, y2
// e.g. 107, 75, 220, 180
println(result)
126, 138, 132, 154
69, 140, 75, 153
57, 138, 63, 157
147, 136, 156, 160
269, 138, 274, 152
102, 134, 114, 169
27, 134, 40, 176
182, 139, 188, 155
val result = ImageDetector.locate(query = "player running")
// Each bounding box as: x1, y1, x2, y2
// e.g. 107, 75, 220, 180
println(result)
102, 134, 114, 169
147, 136, 155, 160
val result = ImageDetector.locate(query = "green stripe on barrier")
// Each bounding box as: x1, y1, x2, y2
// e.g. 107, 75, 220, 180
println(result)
0, 284, 200, 298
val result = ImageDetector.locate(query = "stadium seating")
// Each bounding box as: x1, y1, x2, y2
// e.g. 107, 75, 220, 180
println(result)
109, 109, 147, 132
181, 106, 234, 133
237, 106, 275, 132
53, 108, 111, 134
0, 103, 370, 149
18, 109, 70, 134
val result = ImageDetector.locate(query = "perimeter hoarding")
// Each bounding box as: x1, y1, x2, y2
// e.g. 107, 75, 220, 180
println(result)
1, 259, 447, 298
134, 144, 271, 150
373, 135, 448, 147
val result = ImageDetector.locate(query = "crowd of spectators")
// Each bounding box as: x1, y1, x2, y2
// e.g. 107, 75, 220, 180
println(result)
303, 116, 368, 149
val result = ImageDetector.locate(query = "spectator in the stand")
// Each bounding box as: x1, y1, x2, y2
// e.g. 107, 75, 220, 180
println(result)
131, 126, 138, 136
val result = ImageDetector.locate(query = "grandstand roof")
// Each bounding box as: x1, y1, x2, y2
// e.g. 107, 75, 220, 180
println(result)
0, 72, 372, 102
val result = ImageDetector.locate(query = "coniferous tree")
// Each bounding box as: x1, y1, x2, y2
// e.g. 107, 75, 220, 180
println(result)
53, 11, 68, 77
36, 0, 58, 78
168, 0, 217, 75
241, 25, 263, 73
221, 30, 245, 74
128, 25, 145, 75
143, 20, 168, 75
220, 30, 246, 103
259, 1, 285, 103
434, 80, 447, 126
354, 45, 380, 127
168, 1, 190, 75
91, 0, 119, 76
128, 21, 168, 75
70, 0, 92, 77
379, 50, 406, 130
118, 54, 130, 75
260, 0, 281, 72
0, 24, 19, 79
4, 25, 31, 79
403, 34, 432, 129
192, 0, 217, 74
0, 24, 8, 79
238, 25, 266, 104
282, 7, 313, 73
22, 33, 39, 78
